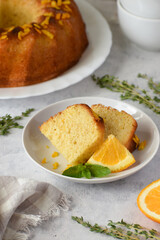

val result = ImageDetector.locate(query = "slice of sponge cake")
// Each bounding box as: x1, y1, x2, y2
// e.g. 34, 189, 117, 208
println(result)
91, 104, 137, 152
40, 104, 105, 165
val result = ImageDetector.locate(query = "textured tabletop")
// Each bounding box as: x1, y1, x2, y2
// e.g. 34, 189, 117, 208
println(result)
0, 0, 160, 239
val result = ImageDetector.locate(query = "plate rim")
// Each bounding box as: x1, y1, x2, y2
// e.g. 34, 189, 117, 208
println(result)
0, 0, 112, 99
22, 96, 160, 184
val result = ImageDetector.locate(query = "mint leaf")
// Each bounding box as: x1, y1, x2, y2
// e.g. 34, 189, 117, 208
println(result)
62, 163, 111, 179
82, 167, 92, 179
62, 164, 84, 178
86, 164, 111, 177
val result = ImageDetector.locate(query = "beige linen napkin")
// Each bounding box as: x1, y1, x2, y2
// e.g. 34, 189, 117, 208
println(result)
0, 176, 70, 240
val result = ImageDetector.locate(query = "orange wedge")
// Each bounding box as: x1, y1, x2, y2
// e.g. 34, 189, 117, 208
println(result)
87, 134, 135, 173
137, 179, 160, 223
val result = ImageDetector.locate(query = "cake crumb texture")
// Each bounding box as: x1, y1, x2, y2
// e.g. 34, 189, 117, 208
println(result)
40, 104, 105, 165
91, 104, 138, 152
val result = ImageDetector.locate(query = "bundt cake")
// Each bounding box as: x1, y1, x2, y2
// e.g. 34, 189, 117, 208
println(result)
91, 104, 138, 152
39, 104, 105, 165
0, 0, 88, 87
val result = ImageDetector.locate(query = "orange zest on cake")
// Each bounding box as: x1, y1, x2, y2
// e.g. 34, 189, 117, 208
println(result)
0, 0, 72, 41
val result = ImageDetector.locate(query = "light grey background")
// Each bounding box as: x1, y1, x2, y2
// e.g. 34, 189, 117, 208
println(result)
0, 0, 160, 239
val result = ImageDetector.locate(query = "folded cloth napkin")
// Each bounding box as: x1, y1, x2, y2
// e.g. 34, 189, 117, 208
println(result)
0, 176, 70, 240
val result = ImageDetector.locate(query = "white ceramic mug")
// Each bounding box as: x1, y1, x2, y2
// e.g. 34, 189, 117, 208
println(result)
121, 0, 160, 19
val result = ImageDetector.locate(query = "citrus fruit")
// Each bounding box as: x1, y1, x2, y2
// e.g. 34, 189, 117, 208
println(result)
87, 134, 135, 173
137, 179, 160, 223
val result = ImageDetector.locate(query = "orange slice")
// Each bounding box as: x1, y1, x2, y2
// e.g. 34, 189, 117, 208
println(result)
137, 179, 160, 223
87, 134, 135, 173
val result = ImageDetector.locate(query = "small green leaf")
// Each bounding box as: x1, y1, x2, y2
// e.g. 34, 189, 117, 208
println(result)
82, 167, 92, 179
62, 164, 85, 178
62, 163, 111, 179
154, 96, 160, 103
22, 108, 35, 117
86, 164, 111, 177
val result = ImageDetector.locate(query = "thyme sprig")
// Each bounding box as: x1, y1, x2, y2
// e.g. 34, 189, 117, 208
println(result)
22, 108, 35, 117
109, 220, 160, 240
92, 74, 160, 114
138, 73, 160, 95
0, 108, 35, 135
72, 216, 160, 240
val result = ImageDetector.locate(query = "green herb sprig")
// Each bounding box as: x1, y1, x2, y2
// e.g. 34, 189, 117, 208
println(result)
138, 73, 160, 95
0, 108, 35, 135
92, 74, 160, 114
62, 164, 110, 179
72, 216, 160, 240
22, 108, 35, 117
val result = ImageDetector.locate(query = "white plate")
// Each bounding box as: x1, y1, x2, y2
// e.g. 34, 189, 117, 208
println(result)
0, 1, 112, 99
23, 97, 160, 184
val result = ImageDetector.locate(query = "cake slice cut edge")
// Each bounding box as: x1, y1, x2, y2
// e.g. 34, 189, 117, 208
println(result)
39, 104, 105, 166
91, 104, 138, 152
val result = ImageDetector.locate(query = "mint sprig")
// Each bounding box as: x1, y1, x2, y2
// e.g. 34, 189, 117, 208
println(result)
62, 164, 111, 179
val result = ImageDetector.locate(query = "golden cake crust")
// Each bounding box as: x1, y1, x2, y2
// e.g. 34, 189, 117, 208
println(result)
0, 0, 88, 87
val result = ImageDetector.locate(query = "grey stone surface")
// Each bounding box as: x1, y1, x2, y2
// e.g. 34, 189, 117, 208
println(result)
0, 0, 160, 239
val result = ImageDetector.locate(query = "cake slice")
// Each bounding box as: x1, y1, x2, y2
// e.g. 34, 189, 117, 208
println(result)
40, 104, 105, 165
91, 104, 138, 152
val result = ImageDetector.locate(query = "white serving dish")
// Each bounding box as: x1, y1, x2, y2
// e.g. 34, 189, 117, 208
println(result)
22, 97, 159, 184
120, 0, 160, 19
117, 0, 160, 51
